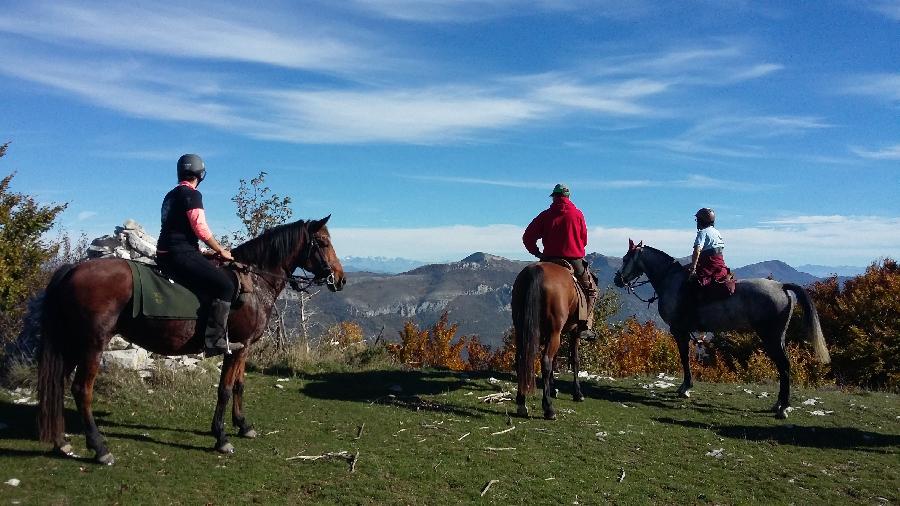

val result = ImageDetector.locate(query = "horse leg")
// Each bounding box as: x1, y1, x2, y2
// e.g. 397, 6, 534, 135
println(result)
542, 333, 561, 420
71, 352, 114, 465
549, 355, 558, 399
212, 354, 240, 453
762, 333, 792, 419
674, 332, 694, 398
570, 333, 584, 402
231, 356, 257, 438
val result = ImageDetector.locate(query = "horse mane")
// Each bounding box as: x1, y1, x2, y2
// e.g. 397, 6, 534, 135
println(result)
642, 245, 676, 263
232, 220, 308, 270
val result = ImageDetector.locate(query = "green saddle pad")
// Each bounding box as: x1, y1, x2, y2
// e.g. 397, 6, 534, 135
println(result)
128, 260, 201, 319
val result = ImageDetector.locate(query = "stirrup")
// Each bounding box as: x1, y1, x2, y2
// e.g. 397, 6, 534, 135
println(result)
205, 338, 244, 357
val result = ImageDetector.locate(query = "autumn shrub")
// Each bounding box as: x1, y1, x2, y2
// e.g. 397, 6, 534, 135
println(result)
800, 259, 900, 390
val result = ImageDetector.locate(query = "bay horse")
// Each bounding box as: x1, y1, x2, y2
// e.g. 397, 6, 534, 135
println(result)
38, 216, 345, 464
613, 240, 829, 418
513, 262, 586, 420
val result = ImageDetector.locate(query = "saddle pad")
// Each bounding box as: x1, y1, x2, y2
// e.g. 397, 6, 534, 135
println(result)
128, 261, 201, 319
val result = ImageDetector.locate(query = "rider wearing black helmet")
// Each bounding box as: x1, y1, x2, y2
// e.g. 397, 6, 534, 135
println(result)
674, 207, 730, 331
157, 154, 243, 356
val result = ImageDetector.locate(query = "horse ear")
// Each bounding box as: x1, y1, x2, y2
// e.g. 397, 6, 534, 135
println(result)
637, 241, 643, 248
628, 238, 635, 250
309, 215, 331, 234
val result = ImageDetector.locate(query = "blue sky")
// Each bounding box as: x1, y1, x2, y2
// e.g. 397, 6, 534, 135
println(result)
1, 0, 898, 267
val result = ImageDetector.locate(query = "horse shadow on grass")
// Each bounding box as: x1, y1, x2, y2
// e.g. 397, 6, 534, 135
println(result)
297, 369, 515, 419
0, 400, 209, 456
655, 416, 900, 453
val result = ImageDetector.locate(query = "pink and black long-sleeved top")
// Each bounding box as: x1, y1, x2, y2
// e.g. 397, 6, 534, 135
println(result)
157, 181, 214, 253
522, 196, 588, 259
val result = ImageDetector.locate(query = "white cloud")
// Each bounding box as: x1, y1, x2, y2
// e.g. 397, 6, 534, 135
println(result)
330, 215, 900, 267
0, 2, 375, 74
866, 0, 900, 21
851, 143, 900, 160
843, 73, 900, 102
404, 173, 774, 191
77, 211, 98, 221
347, 0, 651, 22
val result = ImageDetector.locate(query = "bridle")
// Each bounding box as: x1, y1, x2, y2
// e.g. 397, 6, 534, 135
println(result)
294, 233, 337, 292
616, 247, 658, 307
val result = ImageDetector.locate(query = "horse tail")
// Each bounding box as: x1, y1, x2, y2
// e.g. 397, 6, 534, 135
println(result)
514, 265, 543, 395
784, 283, 830, 364
38, 264, 74, 444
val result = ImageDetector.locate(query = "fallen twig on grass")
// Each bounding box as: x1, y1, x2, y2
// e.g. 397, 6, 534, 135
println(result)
286, 450, 359, 473
481, 480, 499, 497
618, 468, 625, 483
491, 426, 515, 436
478, 392, 513, 403
354, 423, 365, 440
458, 432, 471, 442
484, 447, 515, 451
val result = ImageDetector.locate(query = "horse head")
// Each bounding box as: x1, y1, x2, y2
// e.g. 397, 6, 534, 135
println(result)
300, 215, 346, 292
613, 238, 644, 287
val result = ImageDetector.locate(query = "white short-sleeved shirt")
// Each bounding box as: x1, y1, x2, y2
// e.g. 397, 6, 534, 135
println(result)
694, 226, 725, 251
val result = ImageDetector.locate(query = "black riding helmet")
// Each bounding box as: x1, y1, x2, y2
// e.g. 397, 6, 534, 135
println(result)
695, 207, 715, 228
177, 154, 206, 183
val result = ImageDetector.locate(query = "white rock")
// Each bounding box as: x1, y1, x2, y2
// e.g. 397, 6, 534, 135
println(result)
705, 448, 725, 459
102, 348, 152, 370
4, 479, 20, 487
107, 335, 132, 351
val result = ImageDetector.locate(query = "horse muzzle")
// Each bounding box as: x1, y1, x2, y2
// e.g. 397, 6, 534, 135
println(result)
613, 271, 624, 288
325, 272, 346, 292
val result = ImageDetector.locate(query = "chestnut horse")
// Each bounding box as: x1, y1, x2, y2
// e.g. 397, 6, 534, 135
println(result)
38, 217, 345, 464
513, 262, 585, 420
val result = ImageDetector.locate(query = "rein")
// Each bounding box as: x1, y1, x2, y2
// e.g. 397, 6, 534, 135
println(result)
622, 277, 658, 308
225, 232, 335, 294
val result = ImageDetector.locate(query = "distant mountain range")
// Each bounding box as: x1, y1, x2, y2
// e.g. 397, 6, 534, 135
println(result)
341, 256, 426, 274
300, 253, 853, 348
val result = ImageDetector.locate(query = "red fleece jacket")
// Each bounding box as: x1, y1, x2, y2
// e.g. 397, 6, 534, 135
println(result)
522, 196, 588, 259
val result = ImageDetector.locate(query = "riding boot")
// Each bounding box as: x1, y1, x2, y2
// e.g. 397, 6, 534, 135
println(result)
204, 299, 244, 357
577, 263, 599, 342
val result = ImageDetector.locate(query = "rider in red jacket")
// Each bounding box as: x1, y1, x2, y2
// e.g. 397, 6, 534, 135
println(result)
523, 184, 598, 340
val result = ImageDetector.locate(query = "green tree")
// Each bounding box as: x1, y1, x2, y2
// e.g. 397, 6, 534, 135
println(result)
0, 143, 67, 348
229, 171, 293, 244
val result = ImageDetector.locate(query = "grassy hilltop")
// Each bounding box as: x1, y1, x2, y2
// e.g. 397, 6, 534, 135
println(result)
1, 368, 897, 504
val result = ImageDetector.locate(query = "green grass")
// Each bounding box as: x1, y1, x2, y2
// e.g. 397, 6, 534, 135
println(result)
1, 369, 897, 505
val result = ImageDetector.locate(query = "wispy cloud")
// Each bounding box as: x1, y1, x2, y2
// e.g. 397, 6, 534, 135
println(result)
850, 143, 900, 160
650, 115, 832, 159
865, 0, 900, 21
0, 2, 377, 74
842, 73, 900, 102
346, 0, 652, 23
404, 173, 775, 191
77, 211, 98, 221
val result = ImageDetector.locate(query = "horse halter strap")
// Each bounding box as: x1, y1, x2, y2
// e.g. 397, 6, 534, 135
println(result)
619, 248, 659, 308
291, 229, 335, 292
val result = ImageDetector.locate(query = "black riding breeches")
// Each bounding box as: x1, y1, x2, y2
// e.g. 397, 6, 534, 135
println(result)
157, 250, 235, 302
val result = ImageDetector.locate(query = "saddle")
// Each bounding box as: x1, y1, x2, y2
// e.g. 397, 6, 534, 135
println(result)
695, 270, 737, 303
127, 260, 255, 320
542, 258, 590, 322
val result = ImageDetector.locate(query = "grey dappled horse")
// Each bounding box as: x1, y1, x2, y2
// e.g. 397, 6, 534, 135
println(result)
613, 240, 830, 419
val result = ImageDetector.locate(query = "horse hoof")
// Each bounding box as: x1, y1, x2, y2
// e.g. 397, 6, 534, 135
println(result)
550, 389, 558, 399
775, 409, 788, 420
96, 453, 116, 466
55, 444, 78, 458
217, 442, 235, 454
544, 411, 557, 421
240, 428, 258, 439
573, 394, 585, 402
516, 405, 529, 418
678, 390, 691, 398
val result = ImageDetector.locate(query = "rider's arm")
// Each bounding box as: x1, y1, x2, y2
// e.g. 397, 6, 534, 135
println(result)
689, 245, 702, 274
522, 215, 544, 259
186, 208, 233, 260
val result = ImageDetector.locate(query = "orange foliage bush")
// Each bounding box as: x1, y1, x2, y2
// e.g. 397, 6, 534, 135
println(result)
801, 259, 900, 390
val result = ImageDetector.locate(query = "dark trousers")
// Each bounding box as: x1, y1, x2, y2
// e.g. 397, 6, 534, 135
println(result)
157, 250, 234, 302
